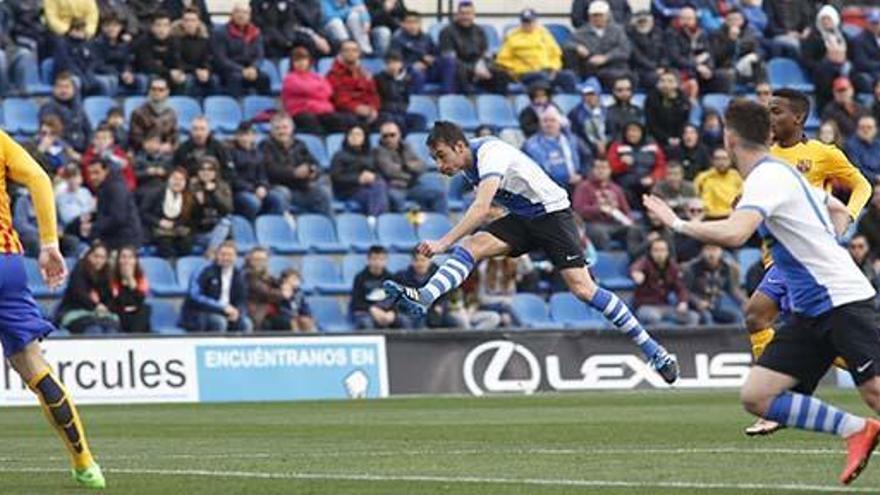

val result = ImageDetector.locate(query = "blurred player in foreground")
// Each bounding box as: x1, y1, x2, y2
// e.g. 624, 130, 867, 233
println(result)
384, 121, 678, 384
0, 130, 104, 488
745, 88, 871, 436
644, 99, 880, 485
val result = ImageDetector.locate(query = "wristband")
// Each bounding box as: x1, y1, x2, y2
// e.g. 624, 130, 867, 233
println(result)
671, 218, 686, 233
40, 241, 60, 251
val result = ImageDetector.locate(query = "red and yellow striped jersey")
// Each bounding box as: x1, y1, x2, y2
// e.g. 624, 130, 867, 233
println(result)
0, 130, 58, 254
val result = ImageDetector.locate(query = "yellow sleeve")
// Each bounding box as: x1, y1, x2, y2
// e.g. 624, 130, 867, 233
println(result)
543, 28, 562, 71
84, 0, 100, 37
495, 33, 516, 73
824, 145, 872, 219
43, 0, 68, 36
693, 171, 706, 195
0, 132, 58, 245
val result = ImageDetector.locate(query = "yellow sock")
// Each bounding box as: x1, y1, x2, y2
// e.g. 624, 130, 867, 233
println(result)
750, 328, 775, 360
28, 369, 95, 470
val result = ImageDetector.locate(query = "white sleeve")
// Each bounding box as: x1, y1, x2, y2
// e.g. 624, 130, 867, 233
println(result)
735, 164, 792, 219
476, 140, 515, 179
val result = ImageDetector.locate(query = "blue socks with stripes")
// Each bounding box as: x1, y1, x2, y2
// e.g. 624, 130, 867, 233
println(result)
417, 246, 476, 306
589, 288, 662, 360
764, 391, 866, 437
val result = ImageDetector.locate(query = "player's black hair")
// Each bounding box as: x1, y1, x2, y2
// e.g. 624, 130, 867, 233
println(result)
724, 99, 771, 148
772, 88, 811, 122
426, 121, 468, 150
368, 245, 388, 256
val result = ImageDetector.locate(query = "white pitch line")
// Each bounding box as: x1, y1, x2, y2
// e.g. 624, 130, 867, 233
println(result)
0, 466, 877, 493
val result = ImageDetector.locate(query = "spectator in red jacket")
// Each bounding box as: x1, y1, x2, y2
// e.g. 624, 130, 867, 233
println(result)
607, 120, 666, 209
281, 46, 356, 135
81, 124, 136, 192
327, 40, 380, 126
571, 158, 634, 250
630, 237, 699, 326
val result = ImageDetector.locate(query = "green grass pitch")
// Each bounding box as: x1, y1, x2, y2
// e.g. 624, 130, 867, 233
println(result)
1, 389, 879, 494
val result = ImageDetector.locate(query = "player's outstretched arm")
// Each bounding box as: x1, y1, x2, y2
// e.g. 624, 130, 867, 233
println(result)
643, 194, 762, 248
416, 176, 502, 257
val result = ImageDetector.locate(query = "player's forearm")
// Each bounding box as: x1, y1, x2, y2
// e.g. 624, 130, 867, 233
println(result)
844, 172, 872, 220
440, 201, 490, 248
25, 161, 60, 246
676, 219, 751, 248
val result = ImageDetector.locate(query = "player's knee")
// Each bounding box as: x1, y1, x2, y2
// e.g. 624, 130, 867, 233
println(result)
569, 278, 597, 301
859, 379, 880, 413
739, 385, 771, 417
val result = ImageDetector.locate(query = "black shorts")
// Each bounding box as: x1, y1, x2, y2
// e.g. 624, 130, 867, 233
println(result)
483, 208, 585, 270
757, 299, 880, 391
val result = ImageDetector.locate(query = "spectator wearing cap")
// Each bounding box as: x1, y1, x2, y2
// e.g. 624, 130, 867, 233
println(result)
822, 77, 870, 138
327, 40, 381, 127
568, 80, 607, 156
129, 77, 179, 153
374, 50, 427, 132
665, 5, 730, 96
851, 9, 880, 95
496, 9, 577, 94
54, 19, 113, 96
39, 72, 92, 153
523, 105, 591, 192
173, 7, 219, 97
132, 11, 184, 89
627, 9, 668, 92
605, 76, 644, 141
571, 0, 630, 28
565, 1, 632, 90
644, 70, 691, 152
214, 2, 271, 97
229, 123, 287, 221
173, 116, 235, 181
519, 80, 565, 138
439, 1, 509, 94
252, 0, 331, 58
803, 5, 849, 111
321, 0, 389, 56
390, 10, 457, 94
282, 46, 357, 135
845, 115, 880, 181
45, 0, 100, 38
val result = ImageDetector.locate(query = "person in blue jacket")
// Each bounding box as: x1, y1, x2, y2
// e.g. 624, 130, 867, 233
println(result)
180, 240, 253, 332
522, 105, 593, 192
390, 10, 457, 94
322, 0, 389, 56
845, 115, 880, 182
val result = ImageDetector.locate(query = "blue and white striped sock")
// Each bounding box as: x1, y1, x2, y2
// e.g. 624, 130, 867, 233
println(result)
589, 288, 661, 359
765, 391, 866, 437
417, 246, 476, 306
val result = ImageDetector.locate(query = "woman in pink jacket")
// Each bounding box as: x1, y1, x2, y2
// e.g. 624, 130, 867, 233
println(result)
281, 47, 357, 135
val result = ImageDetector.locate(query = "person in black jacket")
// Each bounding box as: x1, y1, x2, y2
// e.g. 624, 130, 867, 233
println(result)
57, 241, 120, 334
214, 3, 270, 97
852, 12, 880, 95
132, 11, 185, 90
644, 70, 691, 152
665, 6, 729, 95
367, 0, 408, 35
627, 11, 668, 91
109, 246, 152, 333
438, 1, 508, 94
229, 123, 286, 220
667, 124, 711, 180
38, 72, 92, 153
251, 0, 331, 58
605, 76, 644, 140
391, 10, 457, 94
180, 240, 252, 332
140, 167, 194, 257
260, 114, 332, 215
330, 125, 390, 216
708, 8, 764, 89
351, 245, 398, 329
84, 158, 143, 250
53, 20, 112, 96
173, 116, 235, 180
518, 79, 563, 138
173, 8, 219, 97
93, 14, 144, 95
189, 157, 234, 255
374, 50, 427, 133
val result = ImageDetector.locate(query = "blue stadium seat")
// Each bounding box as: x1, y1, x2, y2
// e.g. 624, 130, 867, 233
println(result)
255, 215, 307, 254
278, 58, 290, 76
593, 251, 635, 290
204, 96, 242, 133
481, 24, 501, 52
843, 24, 863, 39
387, 253, 411, 274
242, 95, 277, 121
24, 257, 52, 297
301, 255, 348, 294
342, 253, 367, 287
84, 96, 117, 127
298, 134, 329, 169
325, 133, 344, 160
124, 96, 148, 121
476, 94, 518, 128
298, 214, 346, 253
168, 96, 202, 132
307, 296, 354, 333
148, 299, 186, 334
268, 255, 298, 278
231, 215, 257, 252
377, 213, 419, 251
632, 93, 646, 108
261, 59, 282, 94
702, 93, 732, 113
511, 293, 563, 329
448, 173, 473, 211
4, 98, 39, 135
768, 58, 815, 92
336, 213, 377, 252
514, 94, 530, 114
736, 247, 762, 285
438, 95, 480, 130
140, 257, 184, 296
428, 21, 448, 44
22, 57, 51, 95
408, 96, 438, 128
549, 292, 609, 329
362, 58, 384, 74
317, 57, 335, 75
404, 133, 436, 168
176, 256, 208, 288
41, 58, 55, 85
545, 23, 572, 46
418, 212, 453, 241
553, 94, 581, 115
